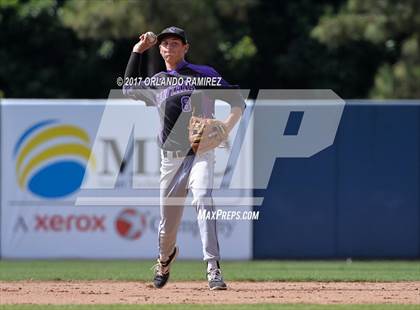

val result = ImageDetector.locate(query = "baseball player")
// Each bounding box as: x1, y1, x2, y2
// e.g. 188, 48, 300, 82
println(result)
123, 26, 244, 290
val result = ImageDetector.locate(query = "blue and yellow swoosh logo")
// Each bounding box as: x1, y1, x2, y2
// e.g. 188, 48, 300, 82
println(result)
14, 120, 95, 198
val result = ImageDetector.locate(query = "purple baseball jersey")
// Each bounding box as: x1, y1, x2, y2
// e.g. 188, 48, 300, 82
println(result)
124, 53, 244, 151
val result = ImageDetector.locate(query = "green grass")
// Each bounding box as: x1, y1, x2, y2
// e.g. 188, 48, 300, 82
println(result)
0, 260, 419, 282
0, 305, 419, 310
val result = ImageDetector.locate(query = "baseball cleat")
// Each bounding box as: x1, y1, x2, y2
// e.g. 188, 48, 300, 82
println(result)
207, 268, 227, 290
152, 246, 178, 288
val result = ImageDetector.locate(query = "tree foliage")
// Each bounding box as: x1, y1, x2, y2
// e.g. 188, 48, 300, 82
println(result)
0, 0, 122, 98
2, 0, 419, 99
59, 0, 257, 65
312, 0, 420, 98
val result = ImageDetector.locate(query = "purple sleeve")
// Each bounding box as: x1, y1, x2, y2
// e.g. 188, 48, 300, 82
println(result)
206, 67, 231, 87
204, 66, 246, 110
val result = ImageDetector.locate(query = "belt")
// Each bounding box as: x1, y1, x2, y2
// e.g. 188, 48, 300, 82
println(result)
162, 149, 191, 159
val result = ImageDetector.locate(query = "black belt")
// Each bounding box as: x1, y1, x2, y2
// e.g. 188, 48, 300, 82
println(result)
162, 149, 194, 159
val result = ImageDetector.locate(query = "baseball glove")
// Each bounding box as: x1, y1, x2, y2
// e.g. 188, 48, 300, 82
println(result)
188, 116, 228, 154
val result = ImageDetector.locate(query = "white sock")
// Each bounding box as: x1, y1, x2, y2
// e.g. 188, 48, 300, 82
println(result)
207, 260, 218, 272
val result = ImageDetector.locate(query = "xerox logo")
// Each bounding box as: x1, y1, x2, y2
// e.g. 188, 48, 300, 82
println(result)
35, 214, 106, 232
115, 209, 147, 240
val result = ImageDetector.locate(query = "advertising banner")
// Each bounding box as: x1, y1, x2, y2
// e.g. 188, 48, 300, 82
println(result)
0, 99, 253, 259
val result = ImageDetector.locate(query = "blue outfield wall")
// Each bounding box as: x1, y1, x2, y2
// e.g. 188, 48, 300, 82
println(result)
253, 102, 420, 259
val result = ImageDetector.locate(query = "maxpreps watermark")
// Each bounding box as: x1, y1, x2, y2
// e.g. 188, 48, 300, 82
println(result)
197, 209, 260, 221
76, 89, 345, 207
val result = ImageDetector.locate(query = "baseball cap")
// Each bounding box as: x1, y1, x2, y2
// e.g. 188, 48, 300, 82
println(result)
157, 26, 188, 44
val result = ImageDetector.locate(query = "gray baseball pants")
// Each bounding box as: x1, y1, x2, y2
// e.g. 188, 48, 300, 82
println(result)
158, 150, 220, 263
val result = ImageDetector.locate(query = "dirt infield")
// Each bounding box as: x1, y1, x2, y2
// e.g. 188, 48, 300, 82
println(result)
1, 281, 419, 304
